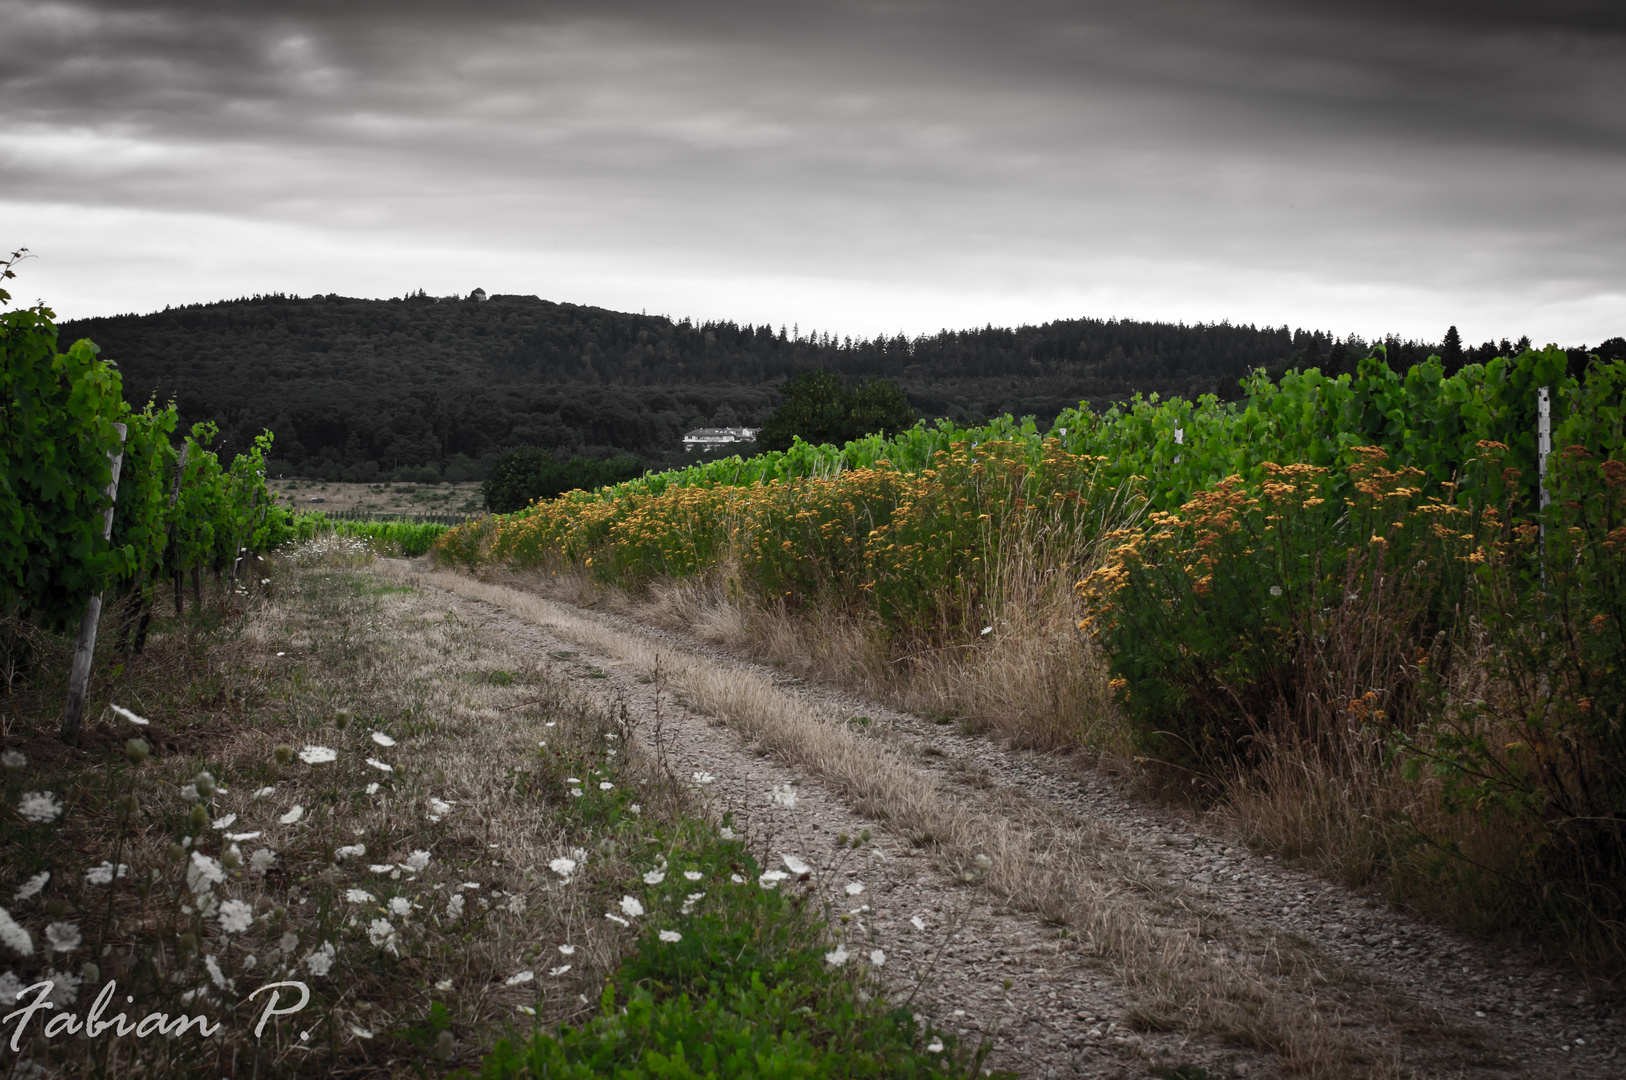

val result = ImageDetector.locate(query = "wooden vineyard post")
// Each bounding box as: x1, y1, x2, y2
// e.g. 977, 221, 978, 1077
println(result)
61, 422, 127, 744
1538, 385, 1551, 588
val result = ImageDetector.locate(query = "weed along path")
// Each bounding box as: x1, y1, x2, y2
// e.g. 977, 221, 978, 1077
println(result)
382, 563, 1622, 1079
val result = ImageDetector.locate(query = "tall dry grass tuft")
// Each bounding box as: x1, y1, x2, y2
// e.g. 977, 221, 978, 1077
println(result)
556, 493, 1131, 755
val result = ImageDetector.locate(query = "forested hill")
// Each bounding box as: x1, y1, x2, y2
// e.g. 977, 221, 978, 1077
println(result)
59, 290, 1524, 482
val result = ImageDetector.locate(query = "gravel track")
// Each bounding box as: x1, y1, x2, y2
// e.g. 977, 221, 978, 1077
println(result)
397, 564, 1622, 1078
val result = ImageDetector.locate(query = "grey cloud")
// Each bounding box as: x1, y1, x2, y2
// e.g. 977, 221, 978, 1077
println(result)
1, 0, 1621, 340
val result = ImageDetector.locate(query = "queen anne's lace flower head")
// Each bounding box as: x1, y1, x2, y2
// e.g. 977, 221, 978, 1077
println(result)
298, 746, 337, 765
17, 792, 63, 823
218, 900, 253, 934
306, 941, 336, 977
13, 872, 49, 902
44, 922, 81, 953
186, 852, 225, 896
0, 908, 32, 957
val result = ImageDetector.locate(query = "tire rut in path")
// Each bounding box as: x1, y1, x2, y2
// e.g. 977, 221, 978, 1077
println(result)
391, 564, 1622, 1078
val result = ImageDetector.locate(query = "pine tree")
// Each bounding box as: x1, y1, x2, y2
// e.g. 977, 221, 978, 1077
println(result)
1441, 325, 1464, 374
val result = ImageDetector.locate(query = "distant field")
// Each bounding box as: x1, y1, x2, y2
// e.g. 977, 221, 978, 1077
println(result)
272, 478, 485, 516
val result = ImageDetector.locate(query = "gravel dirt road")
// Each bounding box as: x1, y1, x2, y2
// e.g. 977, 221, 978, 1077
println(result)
388, 562, 1622, 1079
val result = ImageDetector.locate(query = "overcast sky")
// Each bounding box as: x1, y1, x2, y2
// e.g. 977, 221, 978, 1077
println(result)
3, 0, 1623, 345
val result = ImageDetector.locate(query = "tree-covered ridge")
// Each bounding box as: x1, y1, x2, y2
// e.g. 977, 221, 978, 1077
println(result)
62, 292, 1614, 482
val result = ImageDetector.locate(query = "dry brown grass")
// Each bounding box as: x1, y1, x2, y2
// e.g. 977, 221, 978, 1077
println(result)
407, 566, 1410, 1077
0, 543, 679, 1078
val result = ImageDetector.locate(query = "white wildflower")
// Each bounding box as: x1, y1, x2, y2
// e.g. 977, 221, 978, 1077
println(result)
280, 931, 299, 953
180, 783, 199, 804
683, 870, 703, 882
13, 872, 49, 902
250, 849, 277, 874
43, 969, 80, 1004
1269, 585, 1284, 597
549, 857, 578, 882
506, 895, 526, 915
845, 882, 865, 896
18, 792, 63, 823
599, 781, 613, 791
659, 930, 682, 943
347, 889, 375, 903
628, 803, 641, 815
218, 900, 253, 935
298, 746, 337, 765
389, 897, 411, 917
279, 805, 304, 825
0, 750, 25, 771
364, 758, 393, 773
730, 874, 745, 884
692, 771, 714, 785
569, 787, 583, 798
681, 892, 704, 914
604, 912, 629, 927
334, 844, 366, 862
869, 948, 887, 967
429, 798, 454, 817
369, 864, 394, 873
549, 965, 571, 976
782, 855, 811, 878
186, 852, 225, 895
252, 786, 276, 799
643, 870, 665, 885
824, 945, 849, 967
460, 882, 481, 890
367, 918, 398, 953
84, 862, 129, 885
351, 1025, 374, 1039
109, 704, 150, 726
0, 971, 24, 1006
770, 784, 797, 808
435, 978, 453, 991
204, 953, 232, 990
619, 895, 644, 918
558, 944, 576, 955
366, 782, 380, 795
305, 942, 336, 977
445, 895, 465, 919
210, 813, 238, 830
758, 870, 789, 890
405, 850, 431, 871
911, 915, 926, 931
44, 923, 81, 953
719, 827, 735, 840
505, 970, 534, 985
926, 1037, 944, 1053
226, 831, 262, 842
371, 732, 397, 747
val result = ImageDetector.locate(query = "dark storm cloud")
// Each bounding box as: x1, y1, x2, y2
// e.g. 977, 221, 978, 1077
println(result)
2, 0, 1621, 340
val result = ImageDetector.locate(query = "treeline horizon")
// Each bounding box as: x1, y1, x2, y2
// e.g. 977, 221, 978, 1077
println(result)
60, 290, 1620, 483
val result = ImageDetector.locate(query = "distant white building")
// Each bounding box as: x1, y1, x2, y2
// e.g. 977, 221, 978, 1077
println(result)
683, 427, 759, 452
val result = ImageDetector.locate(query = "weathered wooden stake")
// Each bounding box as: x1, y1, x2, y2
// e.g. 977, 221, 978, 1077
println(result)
61, 422, 127, 744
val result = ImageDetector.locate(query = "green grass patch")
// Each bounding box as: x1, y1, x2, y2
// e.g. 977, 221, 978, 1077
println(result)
480, 822, 1002, 1080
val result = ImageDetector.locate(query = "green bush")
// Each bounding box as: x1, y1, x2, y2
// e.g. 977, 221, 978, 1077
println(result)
483, 450, 649, 513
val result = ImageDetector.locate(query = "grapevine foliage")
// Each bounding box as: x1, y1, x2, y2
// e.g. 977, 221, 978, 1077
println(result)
2, 270, 290, 631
